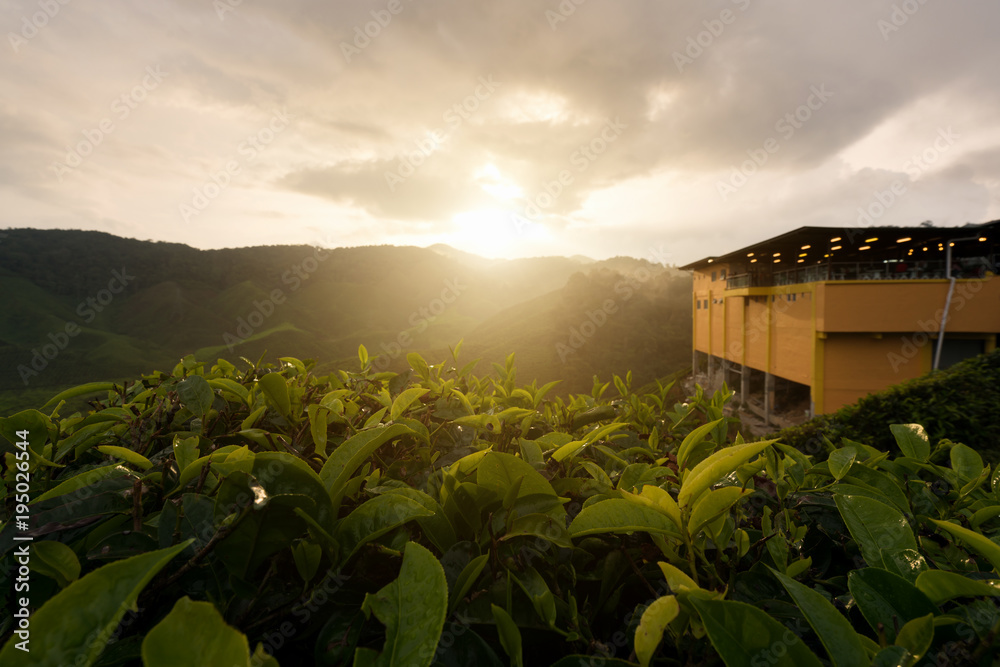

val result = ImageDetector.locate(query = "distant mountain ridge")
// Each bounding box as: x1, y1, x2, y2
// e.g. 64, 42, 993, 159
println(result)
0, 229, 692, 412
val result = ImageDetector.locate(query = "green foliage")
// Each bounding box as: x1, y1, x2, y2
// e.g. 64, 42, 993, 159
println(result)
3, 350, 1000, 666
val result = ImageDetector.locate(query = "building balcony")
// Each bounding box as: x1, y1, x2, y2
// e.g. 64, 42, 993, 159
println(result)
725, 256, 998, 290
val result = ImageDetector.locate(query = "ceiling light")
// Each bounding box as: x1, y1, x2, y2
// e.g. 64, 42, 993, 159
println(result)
896, 237, 912, 243
865, 237, 878, 243
830, 237, 841, 242
831, 245, 842, 251
859, 245, 871, 251
801, 245, 811, 250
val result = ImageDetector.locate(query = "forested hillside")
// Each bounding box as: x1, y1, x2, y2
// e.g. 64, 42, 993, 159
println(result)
0, 229, 691, 412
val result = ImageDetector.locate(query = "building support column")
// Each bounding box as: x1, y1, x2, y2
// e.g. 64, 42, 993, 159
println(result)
740, 364, 750, 408
707, 354, 715, 388
764, 373, 775, 426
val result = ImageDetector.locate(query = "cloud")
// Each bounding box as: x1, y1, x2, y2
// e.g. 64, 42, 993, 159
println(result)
1, 0, 999, 262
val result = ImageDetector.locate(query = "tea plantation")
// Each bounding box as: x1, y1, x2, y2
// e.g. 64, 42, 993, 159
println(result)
2, 345, 1000, 666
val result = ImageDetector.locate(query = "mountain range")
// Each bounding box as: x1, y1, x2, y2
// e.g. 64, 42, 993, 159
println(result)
0, 229, 693, 413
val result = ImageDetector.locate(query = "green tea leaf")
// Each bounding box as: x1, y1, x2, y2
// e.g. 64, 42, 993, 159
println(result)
512, 567, 557, 628
828, 446, 857, 481
689, 597, 823, 667
307, 404, 330, 457
950, 443, 984, 482
258, 373, 291, 418
449, 554, 488, 614
361, 542, 447, 667
172, 435, 200, 473
141, 596, 260, 667
320, 424, 415, 498
291, 540, 322, 584
848, 568, 938, 644
568, 499, 681, 538
29, 540, 81, 588
96, 445, 153, 471
915, 570, 1000, 604
635, 595, 679, 667
41, 382, 118, 410
889, 424, 929, 461
678, 440, 775, 508
770, 567, 868, 667
34, 463, 132, 503
894, 613, 933, 663
688, 486, 750, 536
334, 494, 434, 563
490, 604, 523, 667
390, 387, 429, 421
477, 452, 560, 503
0, 541, 191, 666
178, 375, 214, 418
929, 518, 1000, 573
834, 493, 924, 581
676, 418, 724, 471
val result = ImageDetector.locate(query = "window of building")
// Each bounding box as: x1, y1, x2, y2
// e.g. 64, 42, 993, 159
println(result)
720, 269, 727, 279
711, 271, 717, 281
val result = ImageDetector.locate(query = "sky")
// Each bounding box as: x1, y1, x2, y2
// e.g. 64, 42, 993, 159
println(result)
2, 0, 999, 266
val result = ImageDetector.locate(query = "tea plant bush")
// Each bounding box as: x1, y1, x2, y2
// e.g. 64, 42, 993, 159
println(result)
2, 345, 1000, 666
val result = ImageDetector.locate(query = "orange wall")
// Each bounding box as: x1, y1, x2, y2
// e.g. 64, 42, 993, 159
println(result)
817, 279, 1000, 333
770, 293, 813, 386
693, 265, 732, 356
822, 333, 931, 411
744, 297, 770, 370
725, 297, 744, 362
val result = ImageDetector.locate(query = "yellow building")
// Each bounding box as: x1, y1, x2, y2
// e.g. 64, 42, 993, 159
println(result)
681, 221, 1000, 426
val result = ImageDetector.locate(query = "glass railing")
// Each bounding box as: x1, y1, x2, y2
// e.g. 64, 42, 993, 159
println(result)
725, 257, 997, 289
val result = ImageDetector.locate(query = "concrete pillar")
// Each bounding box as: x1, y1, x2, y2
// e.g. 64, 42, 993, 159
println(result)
692, 348, 698, 376
707, 354, 715, 386
764, 373, 775, 425
740, 364, 750, 408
